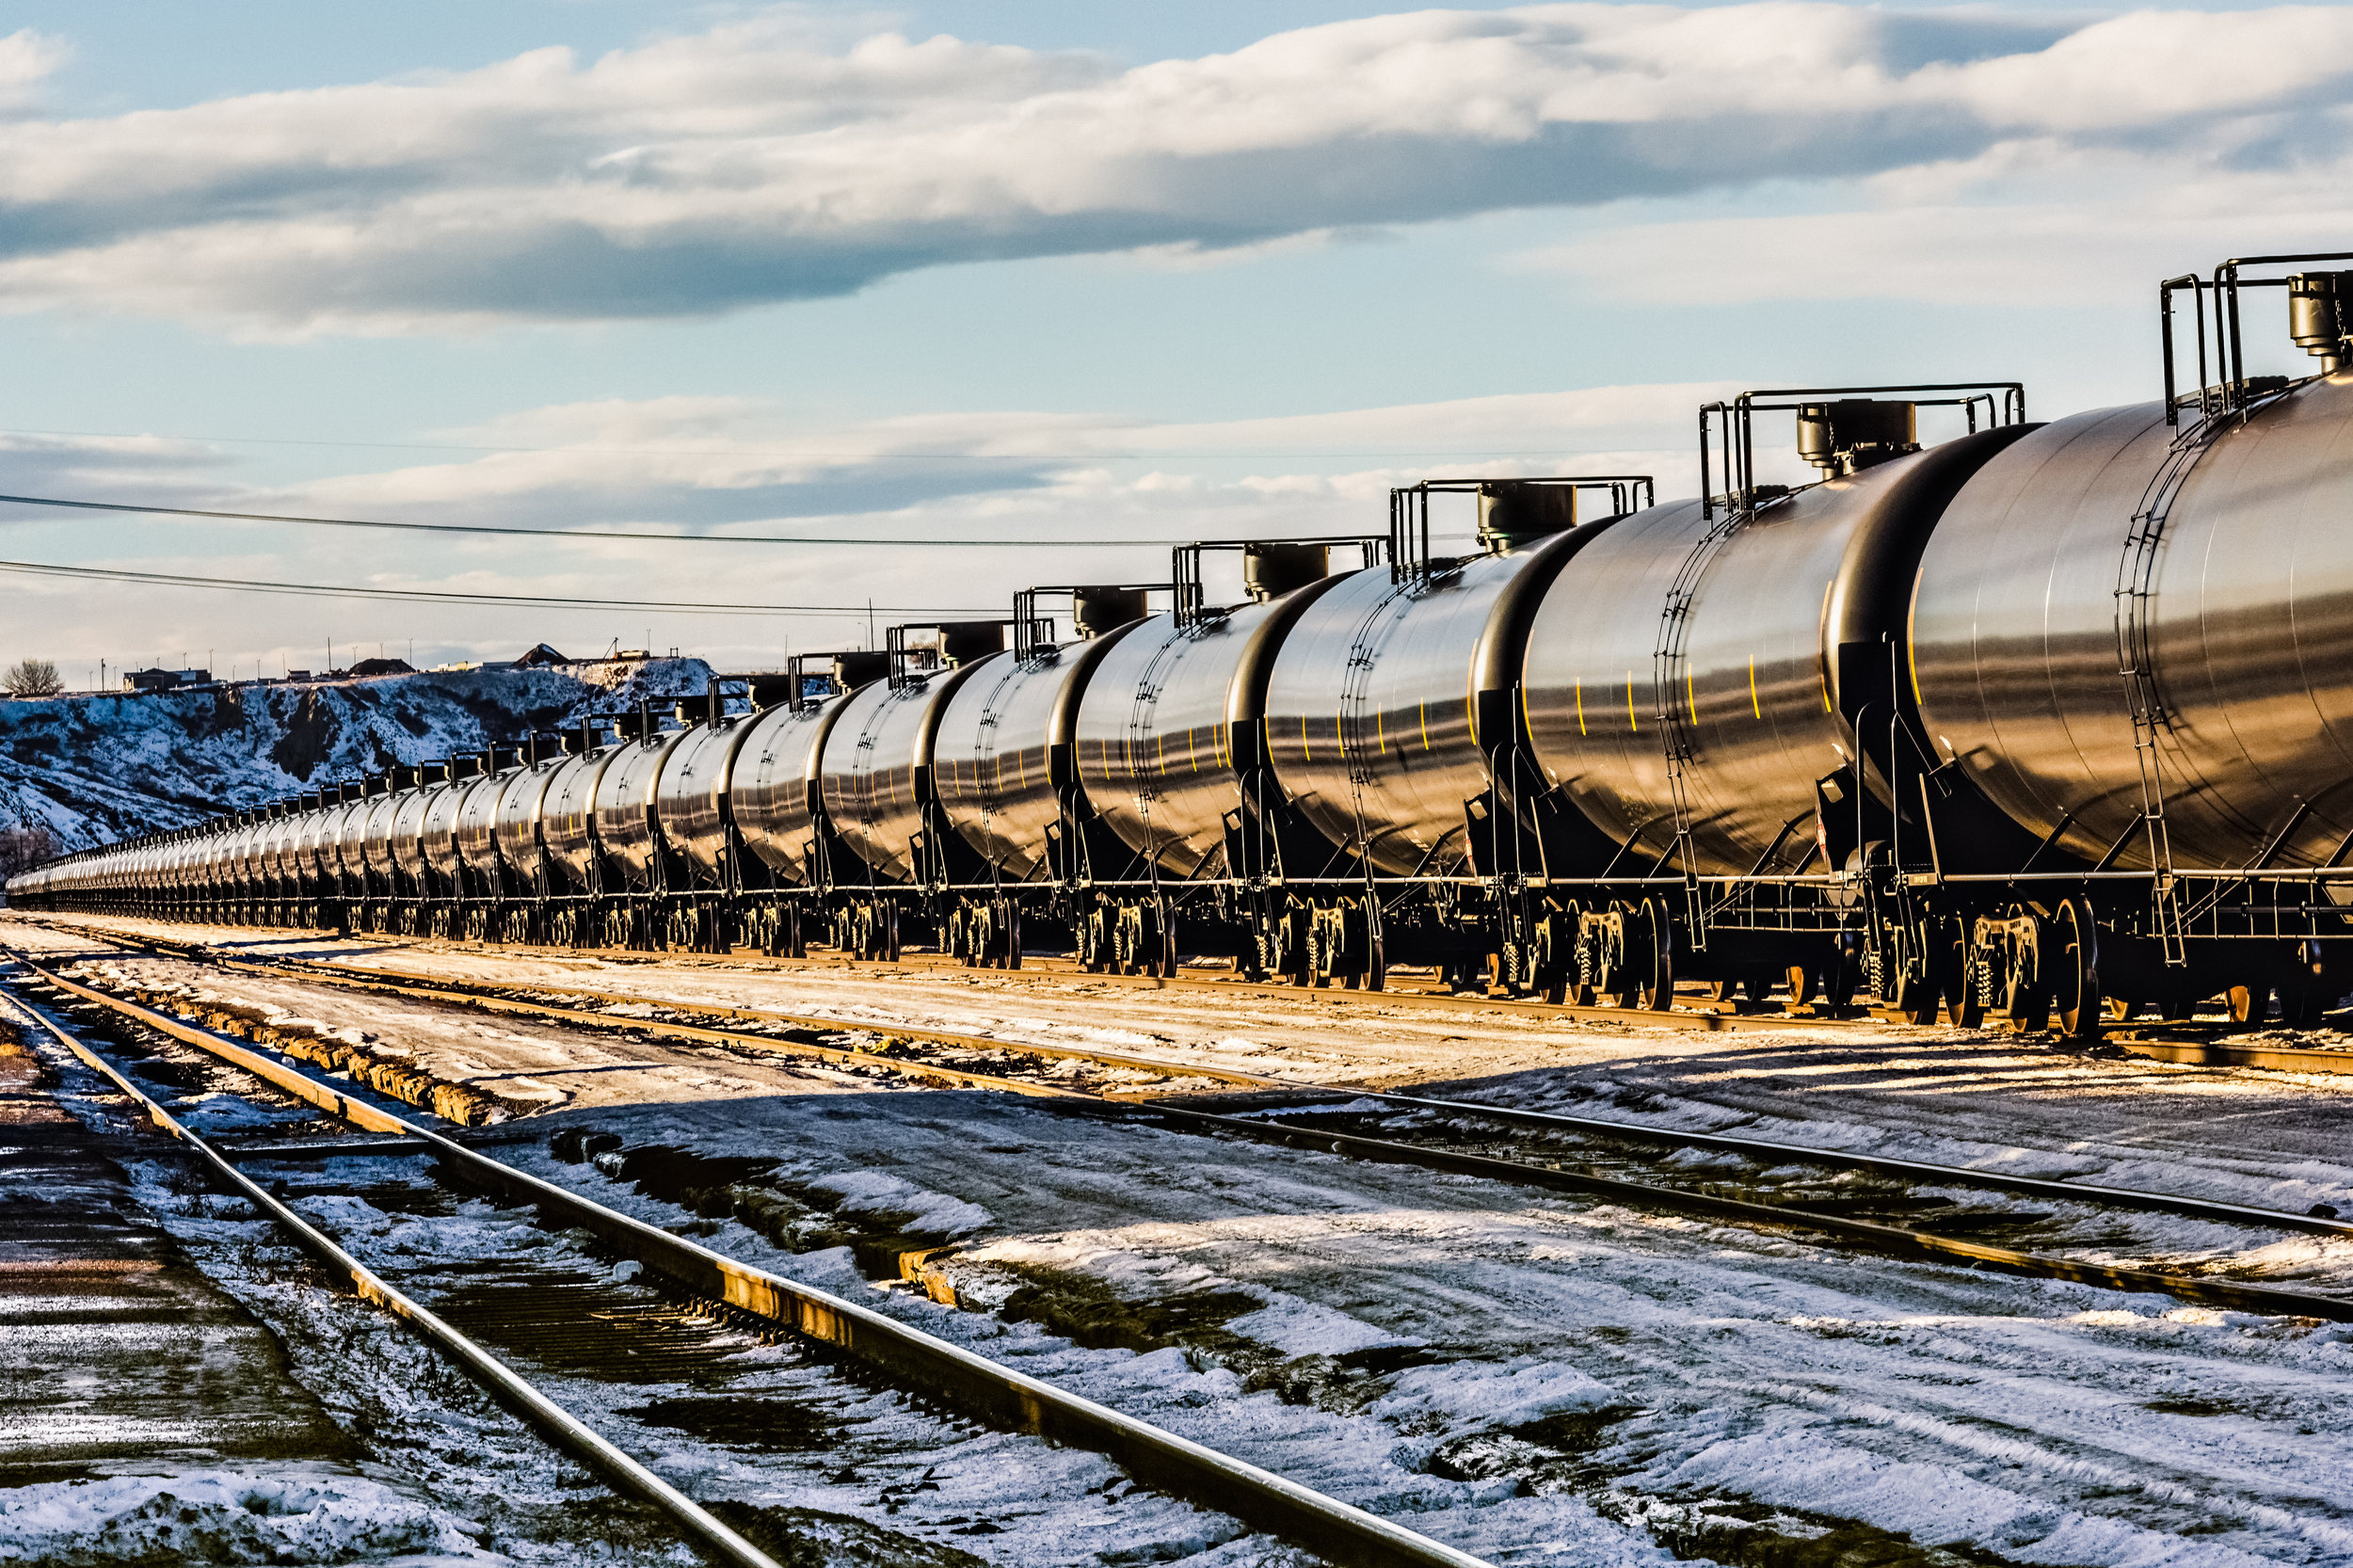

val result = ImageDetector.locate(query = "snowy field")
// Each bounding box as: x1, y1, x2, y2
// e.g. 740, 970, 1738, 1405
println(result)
9, 911, 2353, 1566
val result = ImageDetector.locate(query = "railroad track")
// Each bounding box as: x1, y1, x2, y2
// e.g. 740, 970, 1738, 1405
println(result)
26, 930, 2353, 1325
33, 912, 1862, 1032
0, 950, 1497, 1568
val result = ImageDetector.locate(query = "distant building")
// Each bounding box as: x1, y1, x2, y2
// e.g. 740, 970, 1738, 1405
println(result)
286, 670, 312, 681
121, 667, 209, 693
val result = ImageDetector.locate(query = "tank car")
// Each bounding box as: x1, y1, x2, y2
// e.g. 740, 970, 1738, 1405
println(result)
926, 586, 1153, 968
1522, 389, 2033, 1012
1898, 252, 2353, 1029
1068, 543, 1371, 975
729, 655, 870, 956
1262, 481, 1641, 991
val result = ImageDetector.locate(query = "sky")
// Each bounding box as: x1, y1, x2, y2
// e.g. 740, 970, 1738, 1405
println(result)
2, 0, 2349, 683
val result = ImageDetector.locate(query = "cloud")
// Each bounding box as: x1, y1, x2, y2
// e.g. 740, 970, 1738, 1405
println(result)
4, 6, 2350, 332
0, 30, 64, 114
0, 382, 1708, 671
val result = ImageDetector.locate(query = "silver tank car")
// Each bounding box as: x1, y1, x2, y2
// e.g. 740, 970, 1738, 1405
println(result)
1910, 376, 2353, 872
492, 753, 568, 887
1075, 565, 1345, 879
541, 744, 623, 889
933, 626, 1142, 881
820, 642, 999, 885
1263, 521, 1602, 878
422, 779, 472, 882
653, 715, 758, 886
732, 698, 851, 885
324, 798, 367, 884
389, 784, 448, 885
595, 728, 693, 892
456, 769, 512, 879
1522, 423, 2031, 876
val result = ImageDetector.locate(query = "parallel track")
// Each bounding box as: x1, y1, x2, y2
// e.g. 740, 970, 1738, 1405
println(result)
29, 932, 2353, 1323
59, 920, 2353, 1240
3, 977, 787, 1568
2, 948, 1497, 1568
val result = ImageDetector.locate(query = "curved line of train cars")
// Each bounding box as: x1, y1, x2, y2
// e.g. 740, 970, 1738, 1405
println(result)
20, 254, 2353, 1035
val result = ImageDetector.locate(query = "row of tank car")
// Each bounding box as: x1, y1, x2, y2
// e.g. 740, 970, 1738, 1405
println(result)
19, 251, 2353, 1035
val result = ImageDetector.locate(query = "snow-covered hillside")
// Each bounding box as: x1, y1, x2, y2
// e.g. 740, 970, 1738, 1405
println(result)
0, 660, 712, 850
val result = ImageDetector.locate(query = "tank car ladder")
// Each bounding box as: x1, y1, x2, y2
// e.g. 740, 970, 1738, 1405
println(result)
1651, 509, 1747, 951
2113, 415, 2232, 966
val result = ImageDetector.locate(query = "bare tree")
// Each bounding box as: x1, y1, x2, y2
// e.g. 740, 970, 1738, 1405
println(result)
0, 824, 59, 878
2, 658, 62, 698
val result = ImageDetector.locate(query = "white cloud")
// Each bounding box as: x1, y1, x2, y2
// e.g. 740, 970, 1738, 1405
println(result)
0, 30, 64, 114
0, 382, 1709, 669
3, 6, 2348, 332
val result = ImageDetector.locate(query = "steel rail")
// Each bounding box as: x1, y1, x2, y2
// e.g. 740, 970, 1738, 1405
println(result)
1108, 1099, 2353, 1321
72, 924, 2353, 1243
0, 969, 789, 1568
30, 943, 2353, 1324
1, 949, 1499, 1568
44, 911, 1836, 1032
35, 922, 1273, 1094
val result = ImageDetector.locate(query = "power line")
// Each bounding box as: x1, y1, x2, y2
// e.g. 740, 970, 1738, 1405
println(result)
0, 490, 1196, 547
0, 558, 995, 617
0, 424, 1673, 461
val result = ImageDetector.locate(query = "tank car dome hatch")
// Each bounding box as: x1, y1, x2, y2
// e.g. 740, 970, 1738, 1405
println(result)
1242, 543, 1328, 603
936, 621, 1006, 666
831, 650, 888, 689
1072, 585, 1149, 639
1475, 480, 1579, 552
2288, 271, 2353, 374
1796, 399, 1920, 477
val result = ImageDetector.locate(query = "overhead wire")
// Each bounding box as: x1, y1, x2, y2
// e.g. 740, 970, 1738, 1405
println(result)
0, 490, 1195, 547
0, 558, 993, 618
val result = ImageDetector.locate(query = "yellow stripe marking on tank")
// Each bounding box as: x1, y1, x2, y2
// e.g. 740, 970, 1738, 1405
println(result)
1419, 700, 1432, 751
1687, 672, 1699, 727
1377, 707, 1387, 754
1626, 672, 1638, 732
1749, 657, 1761, 719
1576, 681, 1586, 735
1302, 713, 1311, 762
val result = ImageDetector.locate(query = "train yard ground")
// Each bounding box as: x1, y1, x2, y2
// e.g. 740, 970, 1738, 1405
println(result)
7, 909, 2353, 1567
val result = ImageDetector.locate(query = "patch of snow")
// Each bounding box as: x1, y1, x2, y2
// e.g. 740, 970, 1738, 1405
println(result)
0, 1469, 490, 1564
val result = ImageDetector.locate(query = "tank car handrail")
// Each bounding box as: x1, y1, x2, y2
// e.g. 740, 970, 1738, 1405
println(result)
1699, 381, 2027, 521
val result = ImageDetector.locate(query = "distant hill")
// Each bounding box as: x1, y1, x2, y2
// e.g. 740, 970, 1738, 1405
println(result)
0, 659, 712, 852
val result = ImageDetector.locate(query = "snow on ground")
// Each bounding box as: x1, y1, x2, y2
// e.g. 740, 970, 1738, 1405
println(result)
15, 913, 2353, 1564
0, 659, 712, 850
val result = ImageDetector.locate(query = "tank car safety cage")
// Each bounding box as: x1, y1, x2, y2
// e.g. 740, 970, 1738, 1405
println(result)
1388, 475, 1654, 585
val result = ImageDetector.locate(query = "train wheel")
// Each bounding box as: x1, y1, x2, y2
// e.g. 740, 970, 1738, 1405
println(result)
1629, 899, 1675, 1011
2049, 898, 2102, 1037
2280, 984, 2329, 1028
1784, 965, 1817, 1014
2226, 984, 2268, 1026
